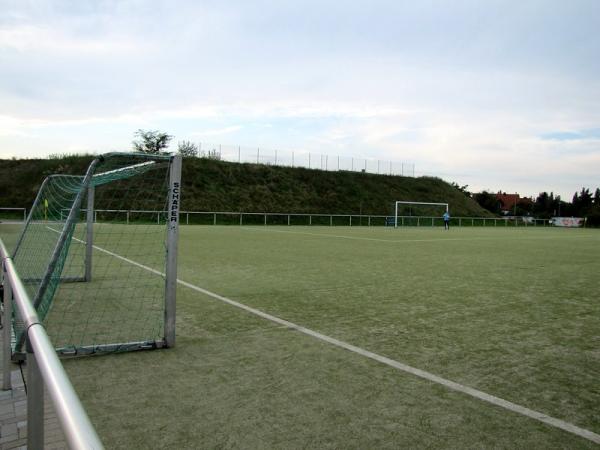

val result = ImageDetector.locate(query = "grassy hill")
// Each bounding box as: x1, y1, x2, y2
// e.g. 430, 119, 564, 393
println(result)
0, 155, 493, 217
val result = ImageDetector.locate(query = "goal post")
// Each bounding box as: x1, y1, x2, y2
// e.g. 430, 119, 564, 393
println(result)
9, 152, 181, 358
394, 201, 449, 228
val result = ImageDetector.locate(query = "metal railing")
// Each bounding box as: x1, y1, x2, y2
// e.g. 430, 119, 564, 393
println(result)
10, 208, 552, 228
0, 207, 26, 222
0, 239, 103, 449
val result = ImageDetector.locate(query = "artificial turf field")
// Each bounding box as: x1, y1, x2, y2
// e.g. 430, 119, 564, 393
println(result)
1, 224, 599, 448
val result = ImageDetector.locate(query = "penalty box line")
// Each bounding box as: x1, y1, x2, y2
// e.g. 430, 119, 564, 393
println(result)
57, 228, 600, 445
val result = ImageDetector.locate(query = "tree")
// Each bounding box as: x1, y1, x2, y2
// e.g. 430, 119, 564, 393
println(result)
132, 129, 173, 154
473, 191, 500, 214
177, 140, 198, 158
451, 182, 471, 197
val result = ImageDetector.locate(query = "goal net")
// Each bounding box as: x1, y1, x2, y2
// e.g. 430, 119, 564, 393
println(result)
393, 201, 449, 227
10, 152, 181, 357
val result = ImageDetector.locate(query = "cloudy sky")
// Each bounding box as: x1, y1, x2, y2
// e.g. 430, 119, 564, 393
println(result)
1, 0, 599, 199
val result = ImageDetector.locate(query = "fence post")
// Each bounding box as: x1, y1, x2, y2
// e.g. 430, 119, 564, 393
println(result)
288, 215, 290, 226
264, 214, 267, 226
2, 261, 12, 390
240, 213, 243, 225
27, 343, 45, 450
330, 216, 333, 226
213, 213, 217, 225
309, 215, 312, 226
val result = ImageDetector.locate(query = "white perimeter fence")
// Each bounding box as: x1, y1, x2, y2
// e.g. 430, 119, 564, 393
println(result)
196, 143, 416, 177
26, 209, 553, 227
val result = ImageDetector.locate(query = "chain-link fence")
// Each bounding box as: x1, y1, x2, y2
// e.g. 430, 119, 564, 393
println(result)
195, 142, 416, 177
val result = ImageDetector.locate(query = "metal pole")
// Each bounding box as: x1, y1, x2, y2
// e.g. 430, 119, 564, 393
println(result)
165, 155, 181, 348
85, 186, 94, 282
213, 213, 217, 225
395, 202, 398, 228
287, 215, 290, 226
2, 261, 12, 390
264, 214, 267, 226
27, 343, 44, 450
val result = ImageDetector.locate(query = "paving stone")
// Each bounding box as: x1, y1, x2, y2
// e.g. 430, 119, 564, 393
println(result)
1, 422, 17, 436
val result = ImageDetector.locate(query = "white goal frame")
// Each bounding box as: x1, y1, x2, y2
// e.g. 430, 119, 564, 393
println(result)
394, 201, 449, 228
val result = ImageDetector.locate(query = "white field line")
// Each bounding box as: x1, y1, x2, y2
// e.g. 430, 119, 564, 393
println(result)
52, 228, 600, 444
241, 226, 599, 244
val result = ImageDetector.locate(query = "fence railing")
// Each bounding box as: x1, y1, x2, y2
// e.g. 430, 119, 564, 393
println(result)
50, 209, 551, 227
196, 142, 416, 177
0, 239, 103, 449
0, 208, 26, 222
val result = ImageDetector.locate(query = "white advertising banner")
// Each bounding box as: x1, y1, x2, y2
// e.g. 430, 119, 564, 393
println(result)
551, 217, 584, 227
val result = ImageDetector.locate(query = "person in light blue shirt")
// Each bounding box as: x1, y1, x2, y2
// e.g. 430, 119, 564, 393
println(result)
443, 211, 450, 230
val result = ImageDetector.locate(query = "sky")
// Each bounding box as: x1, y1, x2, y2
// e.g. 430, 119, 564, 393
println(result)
1, 0, 599, 199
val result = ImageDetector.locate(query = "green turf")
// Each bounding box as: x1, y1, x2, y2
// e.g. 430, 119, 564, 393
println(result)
1, 224, 599, 448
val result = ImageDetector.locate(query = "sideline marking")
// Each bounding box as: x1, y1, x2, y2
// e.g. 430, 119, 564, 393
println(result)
54, 228, 600, 444
241, 226, 598, 244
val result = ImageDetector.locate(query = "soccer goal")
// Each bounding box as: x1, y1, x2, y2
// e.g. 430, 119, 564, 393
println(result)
393, 201, 449, 228
9, 152, 181, 358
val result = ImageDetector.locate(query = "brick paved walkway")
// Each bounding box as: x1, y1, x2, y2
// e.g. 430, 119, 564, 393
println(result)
0, 333, 67, 449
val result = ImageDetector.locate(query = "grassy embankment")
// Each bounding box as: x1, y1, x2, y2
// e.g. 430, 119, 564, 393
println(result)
0, 155, 492, 217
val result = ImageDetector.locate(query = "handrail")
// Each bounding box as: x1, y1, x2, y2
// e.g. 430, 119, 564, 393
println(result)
0, 239, 103, 449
